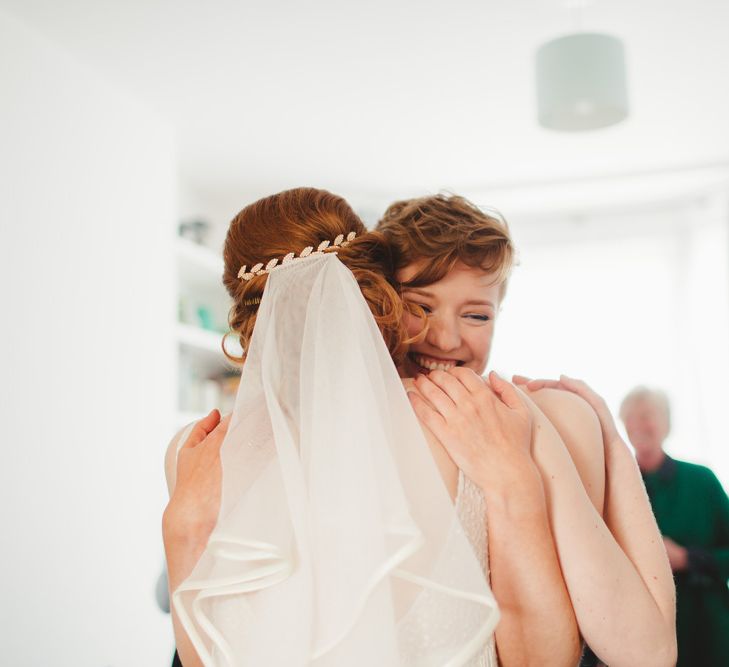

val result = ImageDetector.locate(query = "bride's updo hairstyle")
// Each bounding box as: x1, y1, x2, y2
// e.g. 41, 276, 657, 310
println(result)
222, 187, 411, 364
376, 193, 516, 299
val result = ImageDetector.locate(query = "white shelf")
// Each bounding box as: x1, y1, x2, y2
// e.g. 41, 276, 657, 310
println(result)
175, 232, 241, 419
175, 235, 231, 334
176, 322, 242, 357
175, 237, 225, 305
176, 322, 224, 353
175, 237, 223, 276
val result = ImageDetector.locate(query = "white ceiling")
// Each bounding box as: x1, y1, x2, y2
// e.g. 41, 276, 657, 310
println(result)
5, 0, 729, 211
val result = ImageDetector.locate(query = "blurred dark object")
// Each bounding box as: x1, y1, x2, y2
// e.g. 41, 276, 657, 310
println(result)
155, 566, 170, 614
179, 218, 211, 245
536, 32, 629, 132
578, 644, 602, 666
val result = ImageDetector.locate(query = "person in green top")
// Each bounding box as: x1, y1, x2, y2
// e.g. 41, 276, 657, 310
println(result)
620, 386, 729, 666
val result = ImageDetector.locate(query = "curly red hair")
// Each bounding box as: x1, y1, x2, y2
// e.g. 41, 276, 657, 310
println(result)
375, 193, 516, 298
222, 187, 414, 365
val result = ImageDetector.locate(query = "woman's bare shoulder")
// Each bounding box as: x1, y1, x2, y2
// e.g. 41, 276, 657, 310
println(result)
525, 388, 602, 438
520, 387, 605, 514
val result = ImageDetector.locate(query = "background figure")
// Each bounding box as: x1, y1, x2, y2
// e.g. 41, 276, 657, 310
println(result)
620, 386, 729, 666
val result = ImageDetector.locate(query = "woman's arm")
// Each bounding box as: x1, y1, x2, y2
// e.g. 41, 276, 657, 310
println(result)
515, 378, 677, 667
523, 388, 605, 516
163, 410, 230, 667
485, 456, 581, 666
410, 369, 581, 667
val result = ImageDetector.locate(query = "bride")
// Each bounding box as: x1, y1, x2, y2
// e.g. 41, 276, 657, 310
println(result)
163, 187, 578, 666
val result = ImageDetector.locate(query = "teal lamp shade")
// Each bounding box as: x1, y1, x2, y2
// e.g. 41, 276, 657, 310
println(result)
536, 32, 629, 131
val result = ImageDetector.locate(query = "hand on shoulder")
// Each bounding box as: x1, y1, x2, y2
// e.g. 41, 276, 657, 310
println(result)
514, 374, 621, 449
407, 368, 537, 495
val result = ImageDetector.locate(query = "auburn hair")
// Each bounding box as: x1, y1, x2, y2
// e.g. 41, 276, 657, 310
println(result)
222, 187, 412, 365
375, 193, 516, 296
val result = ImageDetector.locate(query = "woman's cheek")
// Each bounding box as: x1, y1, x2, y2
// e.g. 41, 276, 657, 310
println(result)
403, 309, 425, 338
470, 327, 495, 371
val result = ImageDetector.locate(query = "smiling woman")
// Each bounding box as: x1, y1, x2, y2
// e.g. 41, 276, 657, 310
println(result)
376, 195, 513, 380
376, 193, 677, 666
398, 263, 500, 377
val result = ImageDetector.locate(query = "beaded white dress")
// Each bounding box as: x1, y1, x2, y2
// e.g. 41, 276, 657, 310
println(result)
455, 469, 499, 667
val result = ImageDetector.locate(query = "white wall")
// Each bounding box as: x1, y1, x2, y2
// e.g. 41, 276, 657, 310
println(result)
491, 190, 729, 486
0, 10, 178, 666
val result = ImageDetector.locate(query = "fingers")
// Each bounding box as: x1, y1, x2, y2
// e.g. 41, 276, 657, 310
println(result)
489, 371, 525, 411
200, 408, 221, 431
516, 375, 563, 391
520, 373, 604, 411
447, 366, 488, 394
205, 412, 232, 450
407, 390, 447, 438
558, 375, 604, 407
513, 374, 566, 392
181, 409, 221, 450
214, 412, 232, 431
407, 390, 468, 468
556, 375, 618, 442
414, 371, 462, 418
527, 379, 562, 391
559, 374, 590, 392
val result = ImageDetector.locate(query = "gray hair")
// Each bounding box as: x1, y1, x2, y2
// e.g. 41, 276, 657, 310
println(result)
619, 386, 671, 430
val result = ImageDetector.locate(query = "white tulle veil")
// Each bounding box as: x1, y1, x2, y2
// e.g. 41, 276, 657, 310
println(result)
173, 252, 499, 666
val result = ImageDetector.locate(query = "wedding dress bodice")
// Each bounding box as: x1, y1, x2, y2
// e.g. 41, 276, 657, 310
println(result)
455, 470, 499, 667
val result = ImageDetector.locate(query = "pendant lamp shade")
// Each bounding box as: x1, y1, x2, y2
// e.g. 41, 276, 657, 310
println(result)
536, 32, 629, 131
